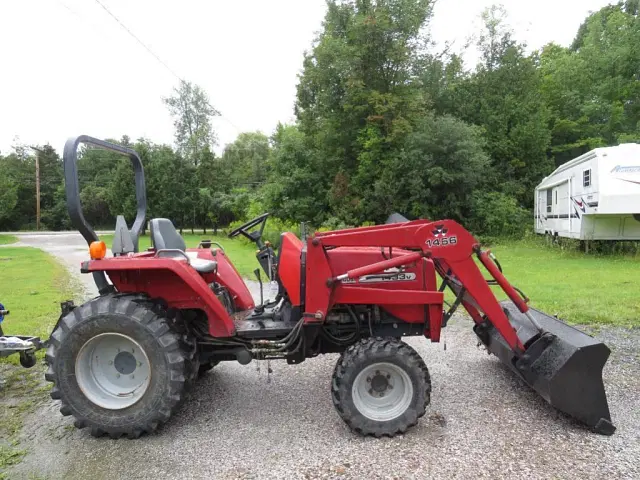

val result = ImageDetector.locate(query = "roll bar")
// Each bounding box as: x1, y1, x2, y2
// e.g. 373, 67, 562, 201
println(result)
63, 135, 147, 293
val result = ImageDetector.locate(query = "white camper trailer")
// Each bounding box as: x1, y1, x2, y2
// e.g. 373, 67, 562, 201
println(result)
535, 143, 640, 240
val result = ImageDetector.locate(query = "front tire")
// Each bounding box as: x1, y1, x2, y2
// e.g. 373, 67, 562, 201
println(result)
331, 337, 431, 437
45, 295, 187, 439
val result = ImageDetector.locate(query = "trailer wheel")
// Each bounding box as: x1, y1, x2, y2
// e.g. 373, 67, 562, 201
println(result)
331, 337, 431, 437
45, 295, 187, 439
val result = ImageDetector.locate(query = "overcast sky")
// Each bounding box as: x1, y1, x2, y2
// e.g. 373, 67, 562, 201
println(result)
0, 0, 613, 156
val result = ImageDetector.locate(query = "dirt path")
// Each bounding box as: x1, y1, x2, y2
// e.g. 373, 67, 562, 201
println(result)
8, 233, 640, 479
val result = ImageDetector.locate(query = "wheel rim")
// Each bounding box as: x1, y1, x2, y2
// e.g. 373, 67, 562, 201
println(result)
352, 362, 414, 422
75, 333, 151, 410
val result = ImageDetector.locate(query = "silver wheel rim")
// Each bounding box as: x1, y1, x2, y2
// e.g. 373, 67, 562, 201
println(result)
352, 362, 413, 422
75, 333, 151, 410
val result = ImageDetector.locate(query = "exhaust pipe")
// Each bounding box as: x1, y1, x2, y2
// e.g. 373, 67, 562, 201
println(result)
474, 301, 615, 435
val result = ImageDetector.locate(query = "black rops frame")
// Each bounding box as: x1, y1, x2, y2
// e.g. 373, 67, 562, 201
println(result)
63, 135, 147, 293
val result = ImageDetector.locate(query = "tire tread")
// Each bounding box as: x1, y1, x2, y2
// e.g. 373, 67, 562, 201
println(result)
45, 294, 187, 439
331, 337, 431, 437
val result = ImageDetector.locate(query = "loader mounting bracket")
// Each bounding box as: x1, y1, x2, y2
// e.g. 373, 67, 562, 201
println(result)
514, 332, 553, 375
472, 320, 491, 346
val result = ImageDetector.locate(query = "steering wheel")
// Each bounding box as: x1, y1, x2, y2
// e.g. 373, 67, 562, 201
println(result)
228, 213, 270, 241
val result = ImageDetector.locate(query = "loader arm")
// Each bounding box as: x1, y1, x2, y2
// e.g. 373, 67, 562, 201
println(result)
308, 219, 616, 435
308, 219, 531, 354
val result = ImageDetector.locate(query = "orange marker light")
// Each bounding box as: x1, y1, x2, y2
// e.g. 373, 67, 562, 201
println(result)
89, 241, 107, 260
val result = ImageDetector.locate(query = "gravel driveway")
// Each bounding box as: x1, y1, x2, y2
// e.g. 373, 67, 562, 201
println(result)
9, 233, 640, 479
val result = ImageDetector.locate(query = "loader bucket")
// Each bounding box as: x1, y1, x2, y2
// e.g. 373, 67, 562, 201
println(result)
474, 301, 615, 435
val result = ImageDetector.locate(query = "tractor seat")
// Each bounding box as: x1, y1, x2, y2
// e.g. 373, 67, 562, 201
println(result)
149, 218, 217, 274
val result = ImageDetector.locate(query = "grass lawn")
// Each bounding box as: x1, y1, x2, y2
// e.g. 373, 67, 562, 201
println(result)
0, 235, 17, 246
0, 247, 75, 344
483, 239, 640, 326
0, 247, 75, 475
99, 233, 260, 278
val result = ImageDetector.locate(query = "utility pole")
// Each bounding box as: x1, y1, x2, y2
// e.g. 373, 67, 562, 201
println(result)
30, 146, 44, 231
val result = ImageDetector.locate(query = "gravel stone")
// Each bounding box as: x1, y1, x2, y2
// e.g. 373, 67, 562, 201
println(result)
9, 233, 639, 480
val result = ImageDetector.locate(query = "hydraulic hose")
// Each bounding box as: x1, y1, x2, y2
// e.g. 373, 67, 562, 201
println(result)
321, 306, 361, 346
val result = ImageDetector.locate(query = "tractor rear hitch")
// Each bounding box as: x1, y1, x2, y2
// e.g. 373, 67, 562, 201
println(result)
60, 300, 76, 317
43, 300, 77, 349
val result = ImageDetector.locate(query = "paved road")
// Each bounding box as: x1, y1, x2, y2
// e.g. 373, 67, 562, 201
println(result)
10, 233, 640, 479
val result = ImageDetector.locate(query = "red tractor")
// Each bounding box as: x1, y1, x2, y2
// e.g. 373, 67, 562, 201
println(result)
46, 136, 615, 439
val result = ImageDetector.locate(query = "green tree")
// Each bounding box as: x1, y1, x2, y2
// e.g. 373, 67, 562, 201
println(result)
210, 189, 251, 230
263, 124, 328, 224
422, 51, 465, 116
0, 149, 37, 229
5, 1, 640, 241
106, 157, 138, 225
368, 113, 490, 223
542, 2, 640, 164
0, 175, 18, 224
163, 81, 220, 165
146, 149, 196, 233
77, 139, 133, 227
79, 185, 111, 228
295, 0, 434, 222
42, 183, 72, 231
447, 6, 552, 208
220, 132, 271, 189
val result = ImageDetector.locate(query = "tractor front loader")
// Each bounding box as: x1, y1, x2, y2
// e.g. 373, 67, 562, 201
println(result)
45, 135, 614, 439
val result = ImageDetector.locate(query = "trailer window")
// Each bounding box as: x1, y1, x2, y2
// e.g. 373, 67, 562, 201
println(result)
546, 189, 552, 213
583, 169, 591, 187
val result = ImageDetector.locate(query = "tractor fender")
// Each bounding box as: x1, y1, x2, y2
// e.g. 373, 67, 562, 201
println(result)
84, 256, 236, 337
195, 248, 254, 311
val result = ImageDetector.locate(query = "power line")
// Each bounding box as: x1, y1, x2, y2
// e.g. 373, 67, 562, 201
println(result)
57, 0, 81, 18
92, 0, 182, 82
91, 0, 243, 134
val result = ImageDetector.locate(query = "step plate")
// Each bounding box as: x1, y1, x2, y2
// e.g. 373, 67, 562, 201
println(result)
233, 315, 298, 339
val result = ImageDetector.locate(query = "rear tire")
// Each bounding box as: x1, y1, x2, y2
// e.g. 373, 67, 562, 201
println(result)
45, 295, 187, 439
331, 337, 431, 437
